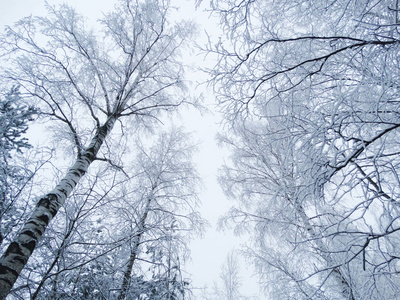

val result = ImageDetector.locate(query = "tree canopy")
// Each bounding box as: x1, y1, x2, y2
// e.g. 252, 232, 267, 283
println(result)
0, 0, 202, 298
209, 0, 400, 299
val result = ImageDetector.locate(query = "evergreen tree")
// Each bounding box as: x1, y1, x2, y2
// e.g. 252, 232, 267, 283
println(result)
0, 87, 37, 245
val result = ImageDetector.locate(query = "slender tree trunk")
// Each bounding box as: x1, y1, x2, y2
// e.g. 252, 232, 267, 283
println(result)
118, 236, 141, 300
0, 115, 117, 300
31, 247, 62, 300
297, 205, 355, 300
49, 265, 59, 300
118, 198, 152, 300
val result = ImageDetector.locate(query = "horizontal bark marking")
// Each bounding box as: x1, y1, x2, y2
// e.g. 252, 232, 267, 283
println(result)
4, 243, 24, 258
0, 265, 18, 279
0, 274, 13, 286
58, 189, 68, 197
25, 220, 41, 232
36, 194, 58, 209
37, 214, 50, 226
11, 256, 24, 265
84, 149, 95, 161
71, 170, 85, 178
61, 180, 74, 190
36, 194, 59, 218
25, 219, 41, 234
21, 240, 36, 254
20, 230, 35, 239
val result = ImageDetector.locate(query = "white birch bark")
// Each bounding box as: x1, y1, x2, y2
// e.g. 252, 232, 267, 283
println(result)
297, 205, 355, 300
118, 197, 152, 300
0, 115, 117, 299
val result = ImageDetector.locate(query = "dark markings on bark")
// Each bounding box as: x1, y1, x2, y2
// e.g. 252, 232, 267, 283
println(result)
37, 214, 50, 225
36, 197, 49, 208
71, 170, 84, 178
24, 220, 45, 237
63, 181, 74, 189
0, 269, 14, 286
20, 230, 35, 239
59, 189, 68, 197
0, 265, 18, 278
43, 194, 58, 217
85, 149, 95, 161
25, 220, 40, 230
0, 116, 117, 299
12, 256, 24, 265
37, 194, 57, 211
21, 240, 36, 254
48, 207, 57, 218
4, 243, 24, 257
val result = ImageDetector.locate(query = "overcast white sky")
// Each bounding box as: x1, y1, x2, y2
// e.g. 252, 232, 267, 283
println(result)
0, 0, 264, 298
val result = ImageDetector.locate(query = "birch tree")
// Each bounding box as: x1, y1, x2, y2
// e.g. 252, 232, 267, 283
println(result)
8, 128, 202, 299
218, 121, 357, 299
115, 128, 203, 299
27, 169, 123, 299
213, 251, 248, 300
208, 0, 400, 299
0, 0, 195, 297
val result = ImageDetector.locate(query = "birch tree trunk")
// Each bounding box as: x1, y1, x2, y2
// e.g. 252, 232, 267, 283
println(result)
30, 194, 86, 300
0, 115, 117, 299
0, 1, 196, 296
118, 198, 151, 300
297, 205, 355, 300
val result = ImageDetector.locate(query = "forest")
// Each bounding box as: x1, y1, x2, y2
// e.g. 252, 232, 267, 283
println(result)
1, 0, 400, 299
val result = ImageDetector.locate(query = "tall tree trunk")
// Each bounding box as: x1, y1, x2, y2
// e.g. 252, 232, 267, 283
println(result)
118, 198, 152, 300
297, 205, 355, 300
118, 235, 141, 300
0, 115, 117, 300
